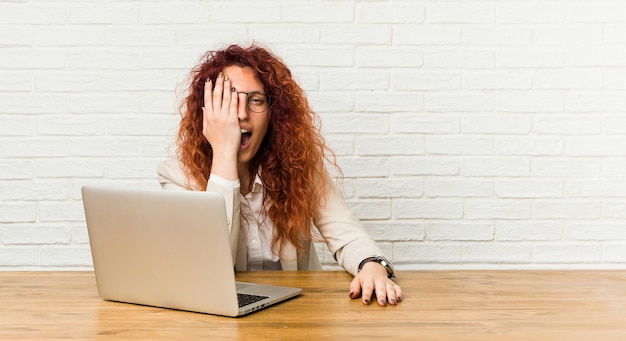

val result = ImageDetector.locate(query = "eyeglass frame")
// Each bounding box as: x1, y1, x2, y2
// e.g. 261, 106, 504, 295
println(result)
237, 91, 273, 113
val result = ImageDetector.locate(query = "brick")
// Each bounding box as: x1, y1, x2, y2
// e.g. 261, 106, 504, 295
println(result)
534, 70, 603, 89
347, 199, 390, 220
532, 157, 600, 178
36, 158, 104, 179
394, 25, 460, 45
356, 178, 423, 198
320, 113, 388, 135
427, 222, 494, 241
106, 158, 163, 179
566, 92, 626, 113
462, 243, 530, 263
532, 244, 602, 263
0, 5, 65, 24
565, 137, 626, 156
106, 26, 176, 46
391, 156, 459, 176
494, 136, 563, 156
495, 179, 563, 199
0, 203, 36, 223
357, 3, 424, 24
38, 201, 86, 223
0, 246, 39, 266
603, 158, 626, 178
393, 199, 464, 219
175, 25, 248, 46
464, 200, 531, 220
394, 71, 461, 91
319, 69, 389, 90
425, 136, 492, 155
35, 26, 105, 46
494, 222, 562, 241
393, 114, 460, 134
394, 242, 461, 263
284, 47, 354, 67
0, 159, 33, 180
283, 3, 352, 23
462, 157, 529, 177
605, 24, 626, 44
532, 201, 601, 219
0, 115, 32, 136
68, 49, 139, 70
248, 24, 318, 44
464, 71, 532, 90
337, 157, 389, 178
321, 24, 390, 44
604, 202, 626, 219
567, 4, 626, 23
35, 73, 105, 93
463, 115, 531, 135
357, 135, 423, 156
603, 243, 626, 262
2, 224, 71, 245
356, 91, 423, 113
357, 46, 423, 68
463, 26, 531, 45
565, 223, 626, 241
566, 180, 626, 198
325, 135, 354, 156
496, 91, 564, 113
1, 181, 69, 201
0, 71, 32, 92
0, 49, 65, 69
308, 91, 354, 113
362, 221, 425, 241
107, 70, 182, 91
39, 245, 93, 267
427, 4, 494, 24
425, 92, 494, 112
71, 137, 142, 157
497, 48, 563, 68
0, 138, 70, 158
566, 47, 626, 67
535, 116, 602, 134
534, 25, 602, 45
68, 4, 138, 24
139, 3, 209, 24
425, 179, 492, 198
69, 94, 140, 114
496, 3, 564, 23
0, 25, 33, 46
425, 49, 494, 68
37, 116, 106, 136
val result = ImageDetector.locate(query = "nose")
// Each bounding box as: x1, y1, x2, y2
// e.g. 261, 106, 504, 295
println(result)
236, 92, 248, 121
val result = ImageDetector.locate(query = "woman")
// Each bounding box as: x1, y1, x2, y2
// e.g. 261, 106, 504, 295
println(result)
157, 44, 402, 306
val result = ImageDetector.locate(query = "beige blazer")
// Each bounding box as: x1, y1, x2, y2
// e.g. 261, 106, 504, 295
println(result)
156, 158, 383, 275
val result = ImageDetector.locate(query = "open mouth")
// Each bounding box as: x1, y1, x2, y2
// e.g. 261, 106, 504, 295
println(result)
240, 129, 252, 148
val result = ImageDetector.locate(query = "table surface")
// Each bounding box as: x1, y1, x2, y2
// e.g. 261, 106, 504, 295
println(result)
1, 270, 626, 340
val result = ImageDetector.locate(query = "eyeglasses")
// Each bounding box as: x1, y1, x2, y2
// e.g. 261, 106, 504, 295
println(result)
237, 91, 273, 113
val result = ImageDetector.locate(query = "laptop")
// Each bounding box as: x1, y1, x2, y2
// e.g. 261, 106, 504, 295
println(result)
81, 185, 302, 317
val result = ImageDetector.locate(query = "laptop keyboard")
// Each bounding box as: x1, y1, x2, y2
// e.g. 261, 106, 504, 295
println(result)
237, 293, 269, 308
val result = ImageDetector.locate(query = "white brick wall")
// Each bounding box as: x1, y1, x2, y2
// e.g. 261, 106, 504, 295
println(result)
1, 0, 626, 270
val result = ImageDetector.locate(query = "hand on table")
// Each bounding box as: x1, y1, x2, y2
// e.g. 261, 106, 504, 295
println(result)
349, 262, 403, 306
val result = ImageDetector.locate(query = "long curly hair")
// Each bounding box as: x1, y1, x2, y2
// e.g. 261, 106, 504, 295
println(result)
176, 44, 340, 253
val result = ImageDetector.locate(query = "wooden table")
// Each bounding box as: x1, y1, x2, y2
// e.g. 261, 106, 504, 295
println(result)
1, 271, 626, 340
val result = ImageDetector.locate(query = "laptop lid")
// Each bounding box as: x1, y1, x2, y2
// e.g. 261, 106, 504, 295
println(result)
81, 185, 301, 317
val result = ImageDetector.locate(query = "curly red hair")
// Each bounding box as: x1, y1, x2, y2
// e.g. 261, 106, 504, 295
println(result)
176, 44, 340, 253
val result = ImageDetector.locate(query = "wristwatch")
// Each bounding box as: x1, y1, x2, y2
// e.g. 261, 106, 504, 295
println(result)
358, 256, 395, 278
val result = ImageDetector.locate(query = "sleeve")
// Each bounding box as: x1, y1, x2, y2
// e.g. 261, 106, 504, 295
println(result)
157, 158, 242, 267
313, 173, 385, 276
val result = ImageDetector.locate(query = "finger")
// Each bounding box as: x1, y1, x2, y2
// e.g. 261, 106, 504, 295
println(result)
375, 279, 388, 306
348, 277, 361, 299
395, 284, 403, 303
212, 72, 224, 111
360, 280, 374, 305
221, 75, 231, 112
203, 77, 212, 113
385, 281, 399, 305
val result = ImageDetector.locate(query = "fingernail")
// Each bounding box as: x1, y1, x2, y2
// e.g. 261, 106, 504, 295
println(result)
363, 299, 370, 305
206, 77, 211, 83
389, 299, 396, 304
397, 296, 402, 302
381, 299, 387, 306
231, 87, 236, 92
224, 75, 229, 81
217, 72, 223, 78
